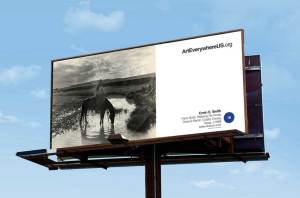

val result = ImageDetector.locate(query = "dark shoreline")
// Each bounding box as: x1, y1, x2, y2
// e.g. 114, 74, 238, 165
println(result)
125, 78, 156, 132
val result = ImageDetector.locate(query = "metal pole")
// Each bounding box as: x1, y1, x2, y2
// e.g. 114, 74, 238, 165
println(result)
145, 145, 161, 198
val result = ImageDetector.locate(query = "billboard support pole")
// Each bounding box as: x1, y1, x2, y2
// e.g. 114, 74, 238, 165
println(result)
145, 145, 161, 198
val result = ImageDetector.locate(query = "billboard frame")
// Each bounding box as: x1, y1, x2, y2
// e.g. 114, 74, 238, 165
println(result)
50, 29, 248, 149
18, 52, 269, 198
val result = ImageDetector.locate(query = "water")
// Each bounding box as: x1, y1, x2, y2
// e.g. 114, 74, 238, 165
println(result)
52, 97, 156, 148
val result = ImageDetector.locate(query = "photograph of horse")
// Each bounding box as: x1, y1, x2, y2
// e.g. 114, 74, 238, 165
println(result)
51, 45, 156, 148
79, 96, 115, 133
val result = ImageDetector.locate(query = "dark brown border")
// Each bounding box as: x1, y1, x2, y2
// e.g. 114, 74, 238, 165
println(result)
50, 29, 247, 149
50, 60, 54, 149
52, 29, 244, 61
240, 30, 249, 133
56, 129, 242, 153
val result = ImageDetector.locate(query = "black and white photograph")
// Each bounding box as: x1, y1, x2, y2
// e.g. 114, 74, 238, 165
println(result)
51, 46, 156, 149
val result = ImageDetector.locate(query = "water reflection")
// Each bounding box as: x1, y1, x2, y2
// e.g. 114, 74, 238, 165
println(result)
52, 97, 156, 148
80, 124, 115, 145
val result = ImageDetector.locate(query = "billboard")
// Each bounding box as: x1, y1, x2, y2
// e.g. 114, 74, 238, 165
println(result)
51, 29, 246, 149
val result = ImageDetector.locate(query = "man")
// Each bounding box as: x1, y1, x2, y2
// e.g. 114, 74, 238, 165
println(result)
95, 79, 105, 108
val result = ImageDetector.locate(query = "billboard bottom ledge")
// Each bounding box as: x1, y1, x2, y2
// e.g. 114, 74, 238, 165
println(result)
16, 149, 269, 170
54, 129, 243, 152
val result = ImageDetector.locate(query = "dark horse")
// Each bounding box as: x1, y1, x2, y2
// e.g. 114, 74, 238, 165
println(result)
79, 96, 115, 132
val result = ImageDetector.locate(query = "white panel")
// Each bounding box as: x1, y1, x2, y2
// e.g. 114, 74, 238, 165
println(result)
156, 31, 245, 137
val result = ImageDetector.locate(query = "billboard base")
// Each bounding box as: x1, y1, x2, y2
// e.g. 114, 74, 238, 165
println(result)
16, 54, 269, 198
16, 130, 269, 170
16, 133, 269, 198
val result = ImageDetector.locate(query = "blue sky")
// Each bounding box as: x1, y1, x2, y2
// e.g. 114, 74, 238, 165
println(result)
0, 0, 299, 197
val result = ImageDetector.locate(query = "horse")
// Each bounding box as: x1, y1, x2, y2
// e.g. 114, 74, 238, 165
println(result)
99, 98, 115, 127
79, 96, 115, 132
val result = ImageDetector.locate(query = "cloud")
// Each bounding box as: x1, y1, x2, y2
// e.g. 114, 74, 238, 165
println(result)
192, 179, 235, 190
0, 65, 41, 85
64, 1, 125, 32
244, 162, 263, 173
192, 23, 207, 34
69, 44, 88, 53
229, 162, 287, 180
23, 121, 42, 128
156, 0, 171, 11
263, 63, 297, 90
265, 128, 280, 140
0, 110, 42, 128
53, 45, 154, 89
230, 162, 262, 174
0, 111, 20, 124
263, 169, 287, 180
262, 62, 299, 105
30, 89, 49, 99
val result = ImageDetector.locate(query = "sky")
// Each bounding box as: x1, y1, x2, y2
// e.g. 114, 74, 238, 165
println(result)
53, 45, 154, 89
0, 0, 299, 197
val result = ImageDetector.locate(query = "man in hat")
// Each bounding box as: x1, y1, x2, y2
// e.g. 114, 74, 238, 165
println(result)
95, 79, 106, 108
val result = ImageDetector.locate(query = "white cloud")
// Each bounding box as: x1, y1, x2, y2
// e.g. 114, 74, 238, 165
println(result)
229, 169, 240, 174
262, 63, 299, 104
69, 44, 88, 53
265, 128, 280, 140
244, 162, 263, 173
192, 179, 235, 190
23, 121, 42, 128
0, 65, 41, 85
229, 162, 287, 180
193, 179, 215, 189
230, 162, 262, 174
30, 89, 49, 99
64, 1, 125, 32
156, 0, 171, 11
0, 110, 42, 128
263, 169, 287, 180
0, 111, 20, 124
263, 64, 297, 90
192, 24, 207, 34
